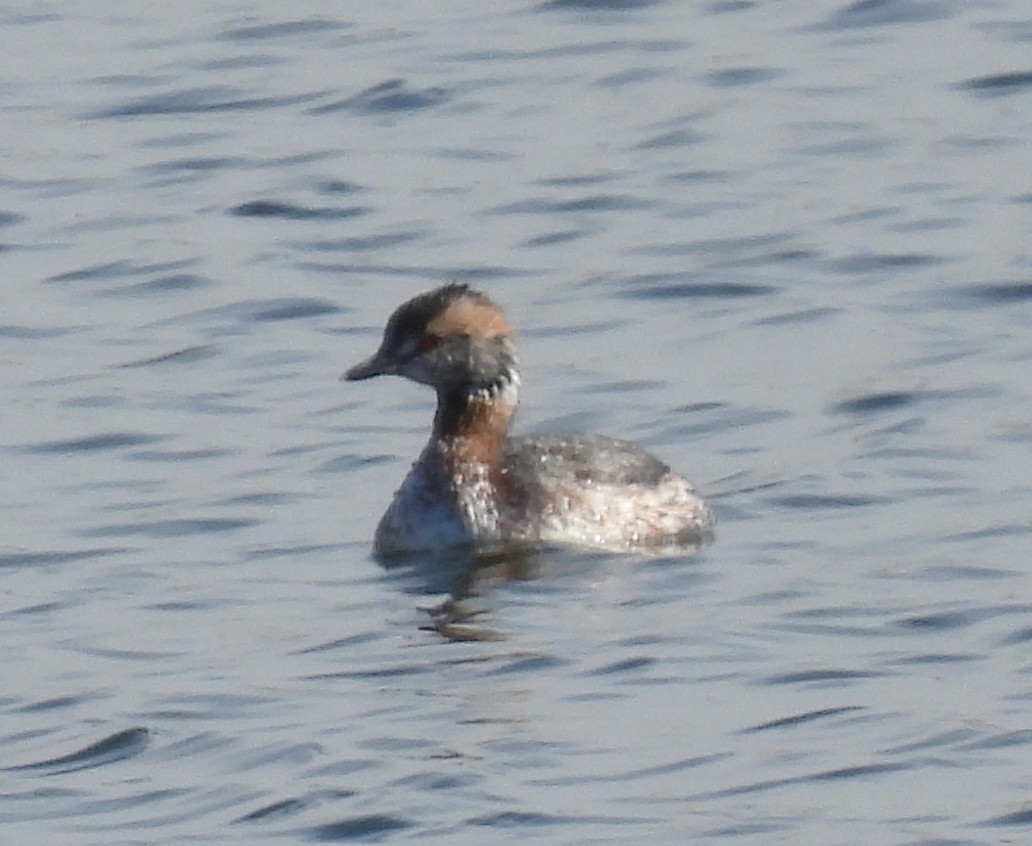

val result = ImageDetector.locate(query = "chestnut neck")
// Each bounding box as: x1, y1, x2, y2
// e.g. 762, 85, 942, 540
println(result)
431, 376, 520, 466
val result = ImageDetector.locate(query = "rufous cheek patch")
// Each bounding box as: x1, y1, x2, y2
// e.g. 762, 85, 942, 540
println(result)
427, 296, 513, 340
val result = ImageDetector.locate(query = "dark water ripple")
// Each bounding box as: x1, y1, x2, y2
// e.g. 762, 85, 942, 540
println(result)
763, 668, 886, 686
80, 518, 260, 539
754, 306, 840, 326
831, 390, 918, 415
120, 345, 218, 368
985, 807, 1032, 827
219, 19, 350, 41
635, 125, 706, 150
689, 761, 911, 801
25, 432, 165, 454
112, 273, 211, 296
304, 232, 426, 253
819, 0, 954, 30
86, 86, 320, 119
0, 549, 123, 570
230, 200, 370, 221
7, 728, 150, 775
491, 194, 652, 214
543, 0, 660, 10
961, 71, 1032, 97
46, 258, 198, 285
706, 67, 782, 87
15, 694, 93, 713
622, 280, 777, 299
237, 791, 352, 823
160, 297, 340, 329
952, 281, 1032, 305
828, 252, 944, 273
309, 80, 450, 116
776, 492, 888, 509
310, 813, 414, 840
740, 706, 866, 733
0, 324, 74, 339
522, 229, 588, 248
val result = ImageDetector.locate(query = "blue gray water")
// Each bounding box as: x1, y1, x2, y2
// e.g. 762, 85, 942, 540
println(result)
2, 1, 1032, 843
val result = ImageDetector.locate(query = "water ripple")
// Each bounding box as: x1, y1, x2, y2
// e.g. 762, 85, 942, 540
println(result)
236, 790, 353, 823
304, 231, 426, 252
111, 273, 211, 296
47, 258, 197, 284
763, 669, 885, 685
120, 345, 218, 368
831, 391, 918, 415
820, 0, 954, 30
86, 86, 319, 119
705, 67, 782, 87
219, 19, 349, 41
953, 281, 1032, 305
961, 71, 1032, 97
7, 728, 149, 775
81, 518, 260, 538
310, 814, 414, 840
775, 493, 889, 509
0, 324, 73, 339
0, 549, 123, 569
25, 432, 165, 454
622, 280, 777, 299
828, 252, 944, 273
230, 200, 370, 221
490, 194, 651, 214
984, 807, 1032, 827
740, 706, 866, 733
692, 761, 910, 800
168, 297, 340, 328
310, 79, 449, 116
543, 0, 659, 9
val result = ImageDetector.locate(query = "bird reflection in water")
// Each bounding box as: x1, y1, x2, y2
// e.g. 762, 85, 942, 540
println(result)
380, 544, 543, 642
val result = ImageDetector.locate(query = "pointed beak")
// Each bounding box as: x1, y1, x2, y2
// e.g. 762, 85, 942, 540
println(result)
341, 351, 392, 382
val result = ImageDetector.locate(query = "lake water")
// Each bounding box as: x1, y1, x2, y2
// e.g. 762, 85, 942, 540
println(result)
2, 1, 1032, 843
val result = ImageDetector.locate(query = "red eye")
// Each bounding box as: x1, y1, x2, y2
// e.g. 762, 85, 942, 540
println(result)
420, 333, 440, 351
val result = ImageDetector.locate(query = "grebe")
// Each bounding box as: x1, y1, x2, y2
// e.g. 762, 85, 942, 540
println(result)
344, 284, 713, 555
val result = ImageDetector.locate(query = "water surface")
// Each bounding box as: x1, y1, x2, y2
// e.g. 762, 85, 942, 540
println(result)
2, 1, 1032, 843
